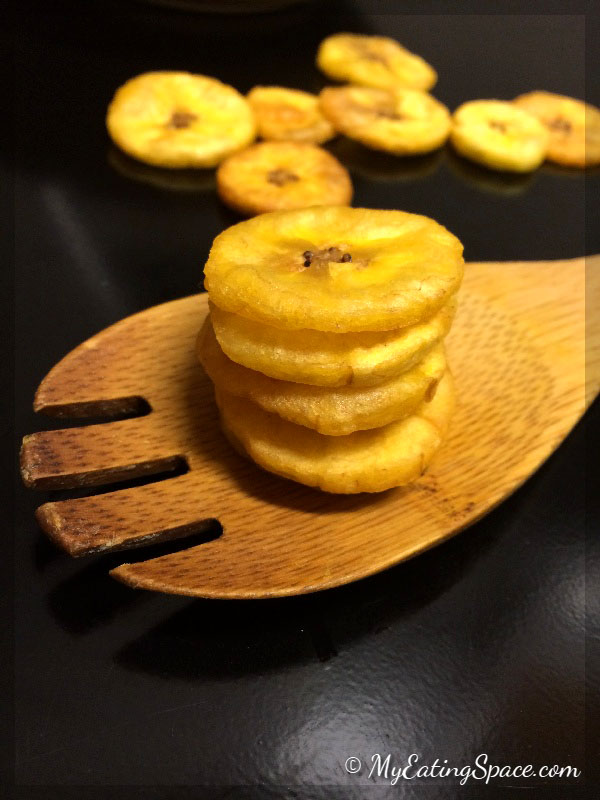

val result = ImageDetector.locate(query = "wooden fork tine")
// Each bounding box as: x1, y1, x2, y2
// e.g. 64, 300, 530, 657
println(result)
20, 416, 185, 490
35, 472, 220, 556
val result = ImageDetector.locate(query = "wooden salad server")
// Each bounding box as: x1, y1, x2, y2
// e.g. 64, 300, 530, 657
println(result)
21, 256, 599, 598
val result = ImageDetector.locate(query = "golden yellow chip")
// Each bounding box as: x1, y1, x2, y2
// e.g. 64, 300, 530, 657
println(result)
215, 371, 455, 493
450, 100, 549, 172
203, 206, 464, 332
513, 91, 600, 168
106, 71, 256, 168
247, 86, 335, 144
316, 33, 437, 91
319, 86, 450, 155
209, 296, 456, 387
216, 142, 353, 216
198, 318, 447, 435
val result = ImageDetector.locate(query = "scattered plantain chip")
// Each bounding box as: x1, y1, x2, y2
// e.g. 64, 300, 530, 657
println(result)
106, 71, 256, 168
247, 86, 335, 144
450, 99, 550, 173
198, 318, 447, 435
216, 142, 353, 216
320, 86, 451, 155
215, 371, 455, 494
316, 33, 437, 91
203, 206, 464, 333
513, 91, 600, 168
209, 296, 457, 387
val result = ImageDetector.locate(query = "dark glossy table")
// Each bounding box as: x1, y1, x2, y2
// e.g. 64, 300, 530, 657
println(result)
11, 2, 598, 797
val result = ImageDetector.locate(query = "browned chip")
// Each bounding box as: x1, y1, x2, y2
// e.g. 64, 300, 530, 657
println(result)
247, 86, 335, 144
514, 90, 600, 167
320, 85, 450, 155
216, 141, 352, 216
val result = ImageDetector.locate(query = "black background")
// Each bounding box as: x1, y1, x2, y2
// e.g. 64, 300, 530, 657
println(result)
9, 1, 599, 797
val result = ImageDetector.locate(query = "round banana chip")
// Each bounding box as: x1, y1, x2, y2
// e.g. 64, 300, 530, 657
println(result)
204, 207, 463, 332
450, 100, 549, 173
209, 296, 457, 387
198, 318, 447, 435
319, 86, 451, 155
316, 33, 437, 91
215, 371, 455, 494
216, 142, 353, 216
247, 86, 335, 144
106, 71, 256, 168
513, 91, 600, 168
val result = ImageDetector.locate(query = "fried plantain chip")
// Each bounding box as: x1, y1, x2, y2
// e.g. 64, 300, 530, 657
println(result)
450, 99, 549, 173
316, 33, 437, 91
203, 207, 464, 332
106, 71, 256, 168
215, 371, 455, 493
198, 318, 447, 434
513, 91, 600, 168
216, 142, 352, 216
247, 86, 335, 144
209, 296, 457, 387
319, 86, 450, 155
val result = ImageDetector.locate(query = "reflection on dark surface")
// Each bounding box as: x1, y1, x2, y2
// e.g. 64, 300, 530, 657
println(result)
216, 197, 247, 228
117, 0, 361, 44
113, 496, 509, 681
47, 554, 146, 635
328, 138, 443, 182
33, 531, 64, 570
46, 521, 222, 634
142, 0, 317, 13
445, 147, 537, 197
540, 160, 600, 179
108, 146, 217, 193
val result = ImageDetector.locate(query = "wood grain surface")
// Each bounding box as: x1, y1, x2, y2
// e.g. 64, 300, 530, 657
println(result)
21, 256, 600, 598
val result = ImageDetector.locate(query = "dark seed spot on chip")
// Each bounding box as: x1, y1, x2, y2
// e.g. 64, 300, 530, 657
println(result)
267, 168, 299, 186
167, 111, 198, 129
489, 120, 508, 133
361, 51, 388, 66
548, 116, 572, 134
375, 108, 404, 121
301, 247, 353, 268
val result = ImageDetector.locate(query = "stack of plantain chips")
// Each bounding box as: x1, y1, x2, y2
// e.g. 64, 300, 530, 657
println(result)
199, 206, 464, 493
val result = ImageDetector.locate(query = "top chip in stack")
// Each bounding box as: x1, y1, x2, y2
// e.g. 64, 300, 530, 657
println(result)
199, 206, 464, 493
